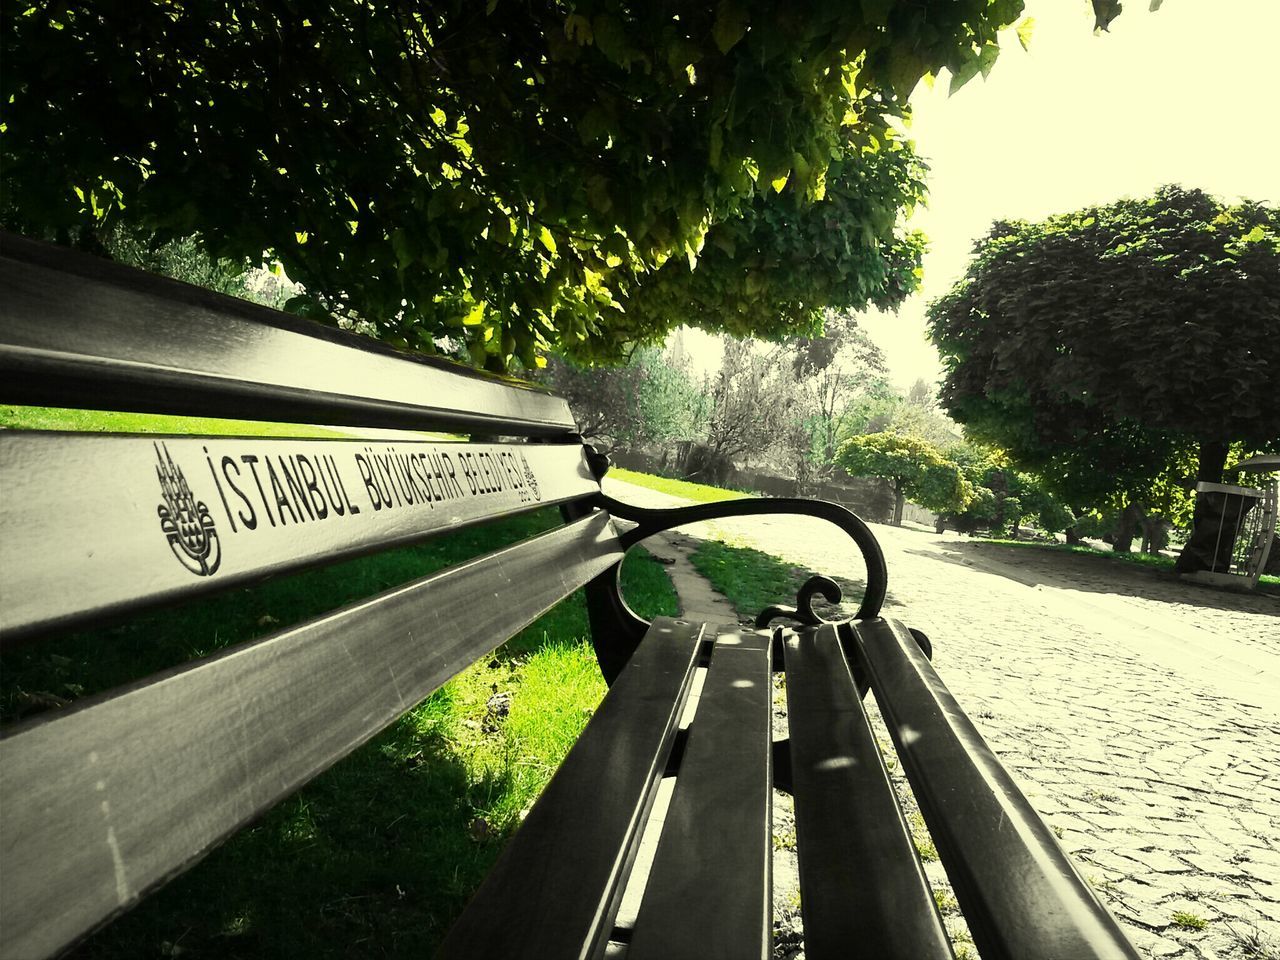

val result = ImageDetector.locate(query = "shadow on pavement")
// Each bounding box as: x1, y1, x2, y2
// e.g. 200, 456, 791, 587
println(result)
908, 539, 1280, 618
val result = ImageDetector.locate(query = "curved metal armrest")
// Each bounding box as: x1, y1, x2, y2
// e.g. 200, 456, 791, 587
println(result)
596, 493, 888, 623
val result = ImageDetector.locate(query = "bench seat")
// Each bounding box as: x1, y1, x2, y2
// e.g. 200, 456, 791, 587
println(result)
439, 617, 1138, 960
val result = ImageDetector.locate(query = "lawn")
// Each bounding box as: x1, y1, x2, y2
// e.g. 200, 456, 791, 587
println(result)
0, 404, 456, 439
1, 408, 680, 958
609, 466, 754, 503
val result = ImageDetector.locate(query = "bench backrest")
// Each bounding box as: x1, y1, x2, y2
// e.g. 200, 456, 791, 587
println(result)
0, 233, 618, 959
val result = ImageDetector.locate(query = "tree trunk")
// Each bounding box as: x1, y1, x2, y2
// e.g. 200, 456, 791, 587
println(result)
1113, 501, 1143, 554
892, 482, 904, 527
1064, 526, 1083, 546
935, 516, 947, 534
1010, 513, 1023, 540
1174, 439, 1234, 574
1139, 516, 1170, 555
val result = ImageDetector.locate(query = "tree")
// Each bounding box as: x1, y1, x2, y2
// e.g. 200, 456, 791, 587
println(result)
837, 432, 971, 526
927, 186, 1280, 568
758, 311, 889, 491
542, 347, 702, 454
4, 0, 1057, 368
691, 338, 795, 483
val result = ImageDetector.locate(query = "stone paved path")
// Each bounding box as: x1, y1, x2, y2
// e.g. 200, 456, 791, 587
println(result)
606, 478, 1280, 960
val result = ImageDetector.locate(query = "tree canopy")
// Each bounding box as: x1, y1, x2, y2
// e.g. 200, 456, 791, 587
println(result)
3, 0, 1045, 368
927, 185, 1280, 510
837, 431, 970, 525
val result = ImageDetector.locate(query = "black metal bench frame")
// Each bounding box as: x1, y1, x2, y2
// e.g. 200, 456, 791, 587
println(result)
0, 233, 1138, 960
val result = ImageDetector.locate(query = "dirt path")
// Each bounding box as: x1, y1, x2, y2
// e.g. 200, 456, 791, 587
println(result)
604, 478, 1280, 960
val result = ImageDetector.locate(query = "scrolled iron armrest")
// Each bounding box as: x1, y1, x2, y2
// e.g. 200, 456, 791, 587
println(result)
594, 493, 888, 625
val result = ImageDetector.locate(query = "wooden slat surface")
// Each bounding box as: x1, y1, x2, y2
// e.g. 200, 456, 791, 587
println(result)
437, 617, 705, 960
0, 232, 576, 436
850, 618, 1141, 960
0, 513, 623, 960
627, 626, 773, 960
783, 625, 952, 960
0, 432, 597, 641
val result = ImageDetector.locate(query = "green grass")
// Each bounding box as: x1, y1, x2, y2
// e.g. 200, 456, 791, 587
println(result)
1172, 910, 1210, 931
977, 537, 1280, 587
0, 404, 459, 440
609, 466, 753, 503
688, 539, 807, 618
3, 510, 679, 959
687, 538, 866, 622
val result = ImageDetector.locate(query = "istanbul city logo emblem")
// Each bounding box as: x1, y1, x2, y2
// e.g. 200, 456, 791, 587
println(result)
519, 451, 541, 501
155, 442, 222, 576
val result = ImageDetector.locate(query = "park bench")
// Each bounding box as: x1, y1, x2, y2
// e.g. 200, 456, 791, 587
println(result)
0, 232, 1139, 960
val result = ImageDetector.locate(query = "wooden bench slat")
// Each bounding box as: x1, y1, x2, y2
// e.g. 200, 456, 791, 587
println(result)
0, 432, 597, 642
850, 618, 1141, 960
627, 626, 774, 960
0, 232, 577, 436
0, 512, 623, 960
783, 625, 952, 960
437, 617, 705, 959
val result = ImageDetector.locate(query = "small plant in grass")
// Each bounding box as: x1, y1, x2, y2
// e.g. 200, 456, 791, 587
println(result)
773, 827, 797, 851
1171, 910, 1209, 931
933, 889, 959, 916
1223, 918, 1280, 960
1051, 824, 1065, 840
908, 811, 939, 862
1082, 786, 1120, 803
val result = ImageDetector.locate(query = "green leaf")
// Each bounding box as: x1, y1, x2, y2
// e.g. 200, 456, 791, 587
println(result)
887, 48, 926, 99
539, 226, 558, 255
709, 124, 724, 170
948, 52, 982, 95
1016, 17, 1035, 52
712, 2, 749, 54
978, 43, 1000, 79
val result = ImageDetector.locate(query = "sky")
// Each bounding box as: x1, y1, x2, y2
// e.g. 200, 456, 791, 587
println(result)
684, 0, 1280, 391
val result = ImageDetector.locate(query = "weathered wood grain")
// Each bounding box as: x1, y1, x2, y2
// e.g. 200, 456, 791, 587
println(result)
627, 626, 774, 960
784, 625, 951, 960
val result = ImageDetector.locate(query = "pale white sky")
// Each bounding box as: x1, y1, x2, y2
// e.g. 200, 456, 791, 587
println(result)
683, 0, 1280, 390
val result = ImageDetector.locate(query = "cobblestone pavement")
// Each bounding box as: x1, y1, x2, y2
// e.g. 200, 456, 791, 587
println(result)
605, 479, 1280, 960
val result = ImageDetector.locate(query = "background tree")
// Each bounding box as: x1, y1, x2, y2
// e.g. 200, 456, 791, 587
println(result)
542, 347, 703, 454
758, 311, 890, 491
692, 338, 793, 483
837, 432, 972, 526
927, 186, 1280, 568
4, 0, 1059, 368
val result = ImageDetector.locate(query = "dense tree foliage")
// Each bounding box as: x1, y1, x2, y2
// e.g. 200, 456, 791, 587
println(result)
542, 347, 702, 453
837, 432, 970, 525
3, 0, 1042, 367
927, 186, 1280, 561
941, 449, 1075, 538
